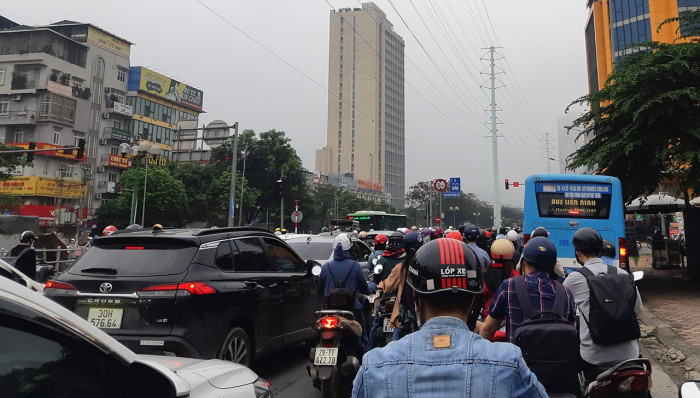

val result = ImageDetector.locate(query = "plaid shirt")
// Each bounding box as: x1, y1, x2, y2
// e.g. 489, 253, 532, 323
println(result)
488, 271, 576, 343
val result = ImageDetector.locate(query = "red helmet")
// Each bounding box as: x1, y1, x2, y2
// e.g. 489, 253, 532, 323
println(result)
103, 225, 117, 236
374, 234, 388, 245
446, 230, 463, 241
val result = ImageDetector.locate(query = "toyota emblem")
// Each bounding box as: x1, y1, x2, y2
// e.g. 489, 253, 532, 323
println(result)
99, 283, 113, 293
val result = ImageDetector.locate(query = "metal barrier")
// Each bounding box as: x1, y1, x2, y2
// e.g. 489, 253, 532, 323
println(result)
1, 246, 90, 274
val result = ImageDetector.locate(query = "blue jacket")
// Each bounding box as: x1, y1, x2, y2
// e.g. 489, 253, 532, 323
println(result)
319, 245, 369, 310
352, 316, 546, 398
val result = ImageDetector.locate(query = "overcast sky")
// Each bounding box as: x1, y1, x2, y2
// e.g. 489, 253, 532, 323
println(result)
5, 0, 590, 207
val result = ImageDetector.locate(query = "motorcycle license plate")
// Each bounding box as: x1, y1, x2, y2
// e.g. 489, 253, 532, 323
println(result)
314, 347, 338, 366
383, 318, 395, 333
87, 307, 123, 329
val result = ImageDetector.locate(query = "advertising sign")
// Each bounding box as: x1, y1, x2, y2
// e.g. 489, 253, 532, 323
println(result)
113, 102, 134, 117
0, 176, 83, 198
136, 67, 203, 111
357, 179, 382, 192
87, 26, 131, 58
108, 154, 129, 169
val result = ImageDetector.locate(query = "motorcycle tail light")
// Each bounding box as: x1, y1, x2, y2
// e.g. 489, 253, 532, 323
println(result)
619, 237, 628, 271
617, 374, 651, 392
320, 316, 339, 329
321, 330, 337, 342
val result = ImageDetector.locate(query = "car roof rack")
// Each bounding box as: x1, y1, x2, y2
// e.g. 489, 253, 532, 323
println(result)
191, 226, 271, 237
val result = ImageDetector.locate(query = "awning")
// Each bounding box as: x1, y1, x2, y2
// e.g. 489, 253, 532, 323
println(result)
626, 194, 686, 214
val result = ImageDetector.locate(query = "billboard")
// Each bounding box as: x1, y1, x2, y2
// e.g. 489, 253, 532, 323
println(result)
0, 176, 84, 198
87, 26, 131, 58
132, 67, 203, 111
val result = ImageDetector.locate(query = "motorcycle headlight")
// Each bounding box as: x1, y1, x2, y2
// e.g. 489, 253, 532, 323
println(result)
254, 377, 273, 398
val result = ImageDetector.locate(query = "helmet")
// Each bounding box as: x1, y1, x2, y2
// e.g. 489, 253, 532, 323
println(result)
126, 223, 142, 230
430, 229, 442, 240
274, 231, 282, 235
387, 231, 404, 250
281, 228, 287, 234
103, 225, 117, 236
522, 237, 557, 269
374, 234, 388, 245
491, 238, 515, 260
275, 228, 280, 232
463, 224, 479, 241
498, 227, 507, 236
421, 228, 431, 237
358, 231, 367, 238
406, 239, 484, 294
20, 230, 36, 243
506, 230, 518, 242
411, 226, 418, 231
153, 223, 163, 231
446, 230, 463, 241
403, 231, 423, 252
435, 227, 444, 236
322, 227, 329, 232
333, 233, 353, 251
531, 227, 549, 239
572, 227, 603, 252
602, 239, 616, 258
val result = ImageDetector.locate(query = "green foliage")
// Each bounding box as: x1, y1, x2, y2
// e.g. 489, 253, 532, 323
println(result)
0, 144, 28, 180
566, 37, 700, 202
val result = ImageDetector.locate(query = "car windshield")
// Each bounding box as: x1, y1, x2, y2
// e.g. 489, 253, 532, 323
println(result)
286, 241, 334, 261
68, 238, 198, 277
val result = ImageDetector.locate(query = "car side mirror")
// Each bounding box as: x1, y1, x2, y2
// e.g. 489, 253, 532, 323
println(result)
680, 381, 700, 398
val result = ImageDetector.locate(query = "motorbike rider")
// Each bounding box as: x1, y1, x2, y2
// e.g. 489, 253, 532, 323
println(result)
103, 225, 117, 236
318, 233, 371, 351
374, 231, 406, 283
562, 228, 643, 380
472, 238, 519, 334
367, 234, 387, 272
480, 237, 576, 343
9, 231, 38, 281
353, 239, 547, 398
463, 224, 490, 272
601, 239, 616, 267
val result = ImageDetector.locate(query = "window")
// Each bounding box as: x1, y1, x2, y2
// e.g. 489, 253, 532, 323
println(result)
264, 238, 305, 272
108, 173, 117, 182
117, 67, 127, 82
215, 240, 235, 271
232, 238, 270, 272
0, 100, 8, 114
13, 130, 23, 143
0, 67, 5, 85
53, 129, 60, 145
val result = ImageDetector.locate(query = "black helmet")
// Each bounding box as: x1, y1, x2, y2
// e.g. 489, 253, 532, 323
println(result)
387, 231, 404, 250
522, 237, 557, 269
498, 227, 507, 235
463, 224, 479, 241
406, 239, 484, 295
602, 239, 616, 258
573, 227, 603, 252
20, 230, 36, 243
531, 227, 549, 239
403, 231, 423, 252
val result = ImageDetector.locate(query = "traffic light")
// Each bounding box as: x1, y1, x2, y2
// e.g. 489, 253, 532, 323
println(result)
504, 179, 509, 190
513, 182, 519, 188
63, 145, 72, 155
76, 138, 85, 159
26, 142, 36, 162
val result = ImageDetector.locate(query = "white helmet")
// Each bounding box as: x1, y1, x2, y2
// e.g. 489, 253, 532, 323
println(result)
506, 230, 519, 242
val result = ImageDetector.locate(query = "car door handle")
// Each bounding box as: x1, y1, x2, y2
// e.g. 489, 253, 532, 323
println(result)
244, 281, 258, 288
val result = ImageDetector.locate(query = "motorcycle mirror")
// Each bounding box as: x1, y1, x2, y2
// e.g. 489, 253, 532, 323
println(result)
632, 271, 644, 282
311, 265, 322, 277
373, 264, 383, 275
680, 381, 700, 398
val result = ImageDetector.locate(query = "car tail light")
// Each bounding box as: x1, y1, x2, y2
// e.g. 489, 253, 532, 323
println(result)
44, 280, 78, 295
138, 282, 217, 297
125, 246, 144, 250
320, 316, 339, 329
619, 237, 628, 271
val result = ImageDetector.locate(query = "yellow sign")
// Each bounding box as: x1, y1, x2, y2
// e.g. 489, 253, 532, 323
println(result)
0, 176, 84, 198
137, 67, 203, 111
87, 26, 131, 58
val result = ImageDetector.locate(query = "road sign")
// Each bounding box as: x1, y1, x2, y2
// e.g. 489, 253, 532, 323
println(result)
434, 179, 447, 192
443, 192, 460, 198
449, 177, 460, 192
291, 210, 303, 223
434, 216, 441, 223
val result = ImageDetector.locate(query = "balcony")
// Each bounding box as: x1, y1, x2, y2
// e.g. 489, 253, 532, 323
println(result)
0, 111, 37, 125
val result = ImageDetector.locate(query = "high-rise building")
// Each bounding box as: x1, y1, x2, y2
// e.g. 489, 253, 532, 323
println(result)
585, 0, 699, 94
315, 3, 405, 209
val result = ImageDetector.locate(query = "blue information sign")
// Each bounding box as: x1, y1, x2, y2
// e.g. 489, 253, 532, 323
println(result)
449, 178, 461, 192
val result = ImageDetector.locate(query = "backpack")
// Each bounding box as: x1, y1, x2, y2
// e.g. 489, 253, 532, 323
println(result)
325, 264, 357, 311
512, 276, 580, 396
576, 266, 641, 345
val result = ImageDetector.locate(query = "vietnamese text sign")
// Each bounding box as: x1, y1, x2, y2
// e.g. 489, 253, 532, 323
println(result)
87, 26, 131, 58
135, 67, 203, 111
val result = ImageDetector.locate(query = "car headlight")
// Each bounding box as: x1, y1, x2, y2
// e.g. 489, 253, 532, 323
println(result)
253, 377, 272, 398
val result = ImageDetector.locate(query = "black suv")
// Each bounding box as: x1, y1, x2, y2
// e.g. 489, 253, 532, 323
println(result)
43, 227, 320, 367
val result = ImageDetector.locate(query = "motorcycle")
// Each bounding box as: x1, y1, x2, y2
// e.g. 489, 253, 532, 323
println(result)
371, 292, 397, 348
308, 265, 364, 398
578, 358, 652, 398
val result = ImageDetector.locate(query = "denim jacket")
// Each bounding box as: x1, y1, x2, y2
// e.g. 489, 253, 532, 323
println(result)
352, 316, 547, 398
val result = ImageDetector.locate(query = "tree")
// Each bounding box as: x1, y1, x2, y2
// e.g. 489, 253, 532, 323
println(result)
0, 143, 30, 180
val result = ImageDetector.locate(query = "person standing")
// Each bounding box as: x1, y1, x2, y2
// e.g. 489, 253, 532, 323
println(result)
9, 231, 38, 281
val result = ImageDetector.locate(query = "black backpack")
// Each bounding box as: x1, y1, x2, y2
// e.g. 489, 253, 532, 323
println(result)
576, 266, 641, 345
325, 264, 357, 311
512, 276, 580, 396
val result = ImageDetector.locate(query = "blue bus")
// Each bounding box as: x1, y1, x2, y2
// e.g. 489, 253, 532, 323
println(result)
522, 174, 628, 271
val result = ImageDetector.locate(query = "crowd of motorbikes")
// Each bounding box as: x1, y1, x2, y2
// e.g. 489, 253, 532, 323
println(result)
306, 234, 654, 398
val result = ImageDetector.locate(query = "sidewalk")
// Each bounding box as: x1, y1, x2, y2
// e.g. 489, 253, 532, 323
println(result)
632, 249, 700, 391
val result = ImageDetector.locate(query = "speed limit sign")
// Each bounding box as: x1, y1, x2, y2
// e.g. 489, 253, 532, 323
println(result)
434, 179, 448, 192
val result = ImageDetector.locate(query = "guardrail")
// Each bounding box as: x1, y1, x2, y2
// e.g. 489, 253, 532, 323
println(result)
1, 246, 90, 273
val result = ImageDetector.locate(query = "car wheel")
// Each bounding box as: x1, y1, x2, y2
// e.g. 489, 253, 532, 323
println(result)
219, 327, 252, 367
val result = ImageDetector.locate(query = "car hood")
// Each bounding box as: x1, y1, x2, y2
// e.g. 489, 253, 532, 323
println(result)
140, 355, 258, 389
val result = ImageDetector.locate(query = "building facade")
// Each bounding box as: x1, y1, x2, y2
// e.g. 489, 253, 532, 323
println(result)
585, 0, 700, 94
315, 3, 405, 208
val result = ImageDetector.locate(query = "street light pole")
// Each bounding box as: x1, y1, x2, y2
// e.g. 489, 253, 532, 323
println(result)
238, 145, 248, 226
141, 145, 161, 226
228, 122, 239, 228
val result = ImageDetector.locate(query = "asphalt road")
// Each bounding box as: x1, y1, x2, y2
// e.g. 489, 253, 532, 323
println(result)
252, 343, 320, 397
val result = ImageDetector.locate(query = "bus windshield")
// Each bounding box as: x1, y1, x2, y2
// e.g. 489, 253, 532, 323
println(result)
535, 182, 613, 219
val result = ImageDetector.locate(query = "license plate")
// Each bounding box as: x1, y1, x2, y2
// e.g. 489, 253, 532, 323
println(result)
383, 317, 395, 333
314, 347, 338, 366
87, 307, 124, 329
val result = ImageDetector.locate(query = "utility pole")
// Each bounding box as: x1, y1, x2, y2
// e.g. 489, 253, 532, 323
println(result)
488, 46, 502, 228
279, 170, 284, 231
541, 133, 554, 173
228, 122, 239, 227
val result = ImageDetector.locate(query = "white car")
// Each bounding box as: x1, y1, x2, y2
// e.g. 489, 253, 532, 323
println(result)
0, 257, 44, 292
0, 276, 272, 397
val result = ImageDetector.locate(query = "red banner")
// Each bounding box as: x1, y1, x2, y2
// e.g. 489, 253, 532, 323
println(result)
108, 154, 129, 169
357, 179, 382, 192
